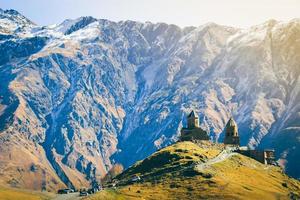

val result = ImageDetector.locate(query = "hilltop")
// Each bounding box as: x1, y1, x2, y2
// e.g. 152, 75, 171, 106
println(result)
89, 141, 300, 200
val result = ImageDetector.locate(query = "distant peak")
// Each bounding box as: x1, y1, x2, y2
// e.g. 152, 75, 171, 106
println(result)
0, 8, 35, 33
64, 16, 97, 35
199, 22, 232, 29
263, 19, 278, 28
4, 9, 21, 16
265, 19, 278, 24
202, 22, 218, 27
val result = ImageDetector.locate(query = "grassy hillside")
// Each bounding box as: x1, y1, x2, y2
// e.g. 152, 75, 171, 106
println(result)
87, 141, 300, 200
0, 186, 54, 200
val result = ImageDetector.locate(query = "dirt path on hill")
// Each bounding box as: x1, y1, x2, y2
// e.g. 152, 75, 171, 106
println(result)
51, 192, 82, 200
196, 147, 238, 171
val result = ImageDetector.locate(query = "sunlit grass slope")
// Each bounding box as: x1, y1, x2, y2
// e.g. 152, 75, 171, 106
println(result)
0, 186, 54, 200
87, 141, 300, 200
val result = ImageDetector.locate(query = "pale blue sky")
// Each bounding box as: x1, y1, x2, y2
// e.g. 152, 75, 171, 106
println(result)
0, 0, 299, 28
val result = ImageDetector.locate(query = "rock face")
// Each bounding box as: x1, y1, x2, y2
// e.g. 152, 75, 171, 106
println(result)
0, 9, 300, 190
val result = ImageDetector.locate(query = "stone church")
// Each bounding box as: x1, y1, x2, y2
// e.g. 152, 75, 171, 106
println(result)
179, 110, 209, 141
224, 117, 240, 146
179, 111, 275, 165
223, 117, 275, 165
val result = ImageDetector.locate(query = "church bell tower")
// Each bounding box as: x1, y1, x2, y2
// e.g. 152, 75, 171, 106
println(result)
187, 110, 199, 129
224, 117, 240, 146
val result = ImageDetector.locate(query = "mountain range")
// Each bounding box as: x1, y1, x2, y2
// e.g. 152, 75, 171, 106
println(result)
0, 8, 299, 190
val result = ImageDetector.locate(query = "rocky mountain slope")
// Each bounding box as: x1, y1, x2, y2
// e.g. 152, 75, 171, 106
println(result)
95, 141, 300, 200
0, 8, 299, 190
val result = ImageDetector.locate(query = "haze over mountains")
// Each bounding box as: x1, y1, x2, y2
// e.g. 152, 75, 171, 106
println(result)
0, 8, 299, 190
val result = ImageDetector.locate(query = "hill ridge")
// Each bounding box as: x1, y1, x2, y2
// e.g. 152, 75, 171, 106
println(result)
101, 141, 300, 200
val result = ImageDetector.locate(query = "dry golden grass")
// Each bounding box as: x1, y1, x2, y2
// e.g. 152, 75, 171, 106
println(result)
84, 189, 129, 200
209, 154, 300, 199
0, 186, 54, 200
163, 141, 222, 160
90, 141, 300, 200
116, 141, 221, 183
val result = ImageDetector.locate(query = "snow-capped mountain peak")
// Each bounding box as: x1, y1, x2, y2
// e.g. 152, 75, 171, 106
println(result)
0, 9, 35, 35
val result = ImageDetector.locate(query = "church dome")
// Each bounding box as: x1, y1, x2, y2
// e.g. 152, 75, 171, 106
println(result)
224, 117, 240, 145
226, 117, 237, 128
225, 117, 238, 137
188, 110, 198, 118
